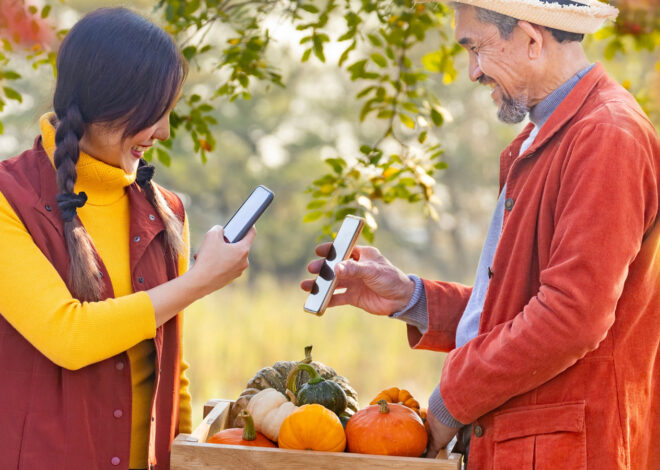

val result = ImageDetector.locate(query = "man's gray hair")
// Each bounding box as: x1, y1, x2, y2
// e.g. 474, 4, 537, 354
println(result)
450, 2, 584, 43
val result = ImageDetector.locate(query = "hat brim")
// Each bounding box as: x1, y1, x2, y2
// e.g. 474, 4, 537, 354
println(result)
425, 0, 619, 34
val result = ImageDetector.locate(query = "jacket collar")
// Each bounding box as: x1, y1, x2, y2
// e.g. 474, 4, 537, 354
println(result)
500, 63, 608, 189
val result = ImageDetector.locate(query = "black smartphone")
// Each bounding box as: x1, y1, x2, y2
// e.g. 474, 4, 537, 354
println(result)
304, 215, 365, 316
223, 185, 274, 243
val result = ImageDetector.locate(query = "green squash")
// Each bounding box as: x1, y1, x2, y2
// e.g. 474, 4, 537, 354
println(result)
288, 363, 347, 417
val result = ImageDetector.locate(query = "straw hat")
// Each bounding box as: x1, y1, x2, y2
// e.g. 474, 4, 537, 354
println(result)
431, 0, 619, 34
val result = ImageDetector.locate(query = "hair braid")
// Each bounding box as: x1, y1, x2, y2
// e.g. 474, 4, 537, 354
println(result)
139, 173, 184, 262
54, 103, 105, 302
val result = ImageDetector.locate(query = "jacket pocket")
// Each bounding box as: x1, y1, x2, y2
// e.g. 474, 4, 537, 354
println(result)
492, 402, 586, 470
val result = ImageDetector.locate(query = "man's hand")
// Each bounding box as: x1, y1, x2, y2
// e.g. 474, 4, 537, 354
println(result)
426, 409, 460, 459
300, 243, 415, 316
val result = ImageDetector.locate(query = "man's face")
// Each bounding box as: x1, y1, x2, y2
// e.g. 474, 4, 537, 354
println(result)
454, 6, 532, 124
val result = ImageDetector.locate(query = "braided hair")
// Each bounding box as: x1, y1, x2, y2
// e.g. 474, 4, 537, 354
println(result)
52, 8, 188, 301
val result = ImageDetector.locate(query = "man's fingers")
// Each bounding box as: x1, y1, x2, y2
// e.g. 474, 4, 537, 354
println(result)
314, 242, 333, 257
307, 258, 325, 274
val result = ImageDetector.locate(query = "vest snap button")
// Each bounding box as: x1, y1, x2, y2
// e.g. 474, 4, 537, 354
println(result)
111, 456, 120, 466
149, 214, 156, 221
474, 424, 484, 437
138, 276, 144, 284
505, 198, 515, 211
45, 204, 52, 211
113, 409, 123, 418
115, 361, 124, 371
134, 235, 141, 242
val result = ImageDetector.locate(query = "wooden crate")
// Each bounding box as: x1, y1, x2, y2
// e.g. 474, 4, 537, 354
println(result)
172, 399, 463, 470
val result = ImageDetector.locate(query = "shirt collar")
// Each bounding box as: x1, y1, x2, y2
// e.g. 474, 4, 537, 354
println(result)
529, 63, 595, 128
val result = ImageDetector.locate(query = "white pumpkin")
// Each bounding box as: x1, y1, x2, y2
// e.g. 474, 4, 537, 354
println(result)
246, 388, 298, 441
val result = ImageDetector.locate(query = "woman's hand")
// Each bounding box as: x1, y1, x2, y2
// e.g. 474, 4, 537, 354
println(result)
300, 243, 415, 316
149, 225, 256, 326
188, 225, 256, 296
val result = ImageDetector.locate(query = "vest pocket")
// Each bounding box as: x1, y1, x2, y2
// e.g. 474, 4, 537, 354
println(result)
492, 401, 586, 470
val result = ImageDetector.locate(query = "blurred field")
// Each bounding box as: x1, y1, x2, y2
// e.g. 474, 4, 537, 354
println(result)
183, 275, 446, 427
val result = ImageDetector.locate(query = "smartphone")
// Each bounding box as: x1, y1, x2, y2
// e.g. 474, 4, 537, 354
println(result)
223, 185, 274, 243
304, 215, 365, 316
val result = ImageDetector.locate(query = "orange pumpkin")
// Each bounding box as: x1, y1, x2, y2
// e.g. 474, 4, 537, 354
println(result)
207, 410, 276, 447
278, 404, 346, 452
346, 400, 428, 457
370, 387, 421, 416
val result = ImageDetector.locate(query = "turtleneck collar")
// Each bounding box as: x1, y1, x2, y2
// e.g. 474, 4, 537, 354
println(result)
40, 113, 137, 206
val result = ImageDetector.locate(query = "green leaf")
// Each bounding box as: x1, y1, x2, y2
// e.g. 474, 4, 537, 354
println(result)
360, 145, 373, 155
41, 5, 51, 18
0, 120, 4, 135
430, 108, 444, 126
325, 157, 346, 173
367, 34, 382, 47
1, 71, 21, 80
182, 46, 197, 61
307, 199, 327, 210
3, 87, 22, 103
370, 53, 387, 68
338, 40, 356, 67
300, 4, 319, 13
302, 48, 312, 62
303, 210, 325, 223
399, 114, 415, 129
418, 131, 428, 144
156, 147, 171, 167
377, 109, 394, 119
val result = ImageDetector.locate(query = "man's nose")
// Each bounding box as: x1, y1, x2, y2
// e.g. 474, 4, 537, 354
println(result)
468, 55, 483, 82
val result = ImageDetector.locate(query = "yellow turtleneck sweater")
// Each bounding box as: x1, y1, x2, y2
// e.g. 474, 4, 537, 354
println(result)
0, 114, 192, 468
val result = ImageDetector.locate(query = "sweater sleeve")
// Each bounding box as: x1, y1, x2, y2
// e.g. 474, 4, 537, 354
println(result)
177, 215, 193, 434
0, 190, 157, 371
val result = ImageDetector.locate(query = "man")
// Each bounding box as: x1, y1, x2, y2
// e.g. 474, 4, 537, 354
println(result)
301, 0, 660, 468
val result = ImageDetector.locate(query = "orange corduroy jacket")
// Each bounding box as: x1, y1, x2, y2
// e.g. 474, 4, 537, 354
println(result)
409, 63, 660, 469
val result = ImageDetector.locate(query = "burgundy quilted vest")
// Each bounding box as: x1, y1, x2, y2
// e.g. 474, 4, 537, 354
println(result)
0, 137, 184, 470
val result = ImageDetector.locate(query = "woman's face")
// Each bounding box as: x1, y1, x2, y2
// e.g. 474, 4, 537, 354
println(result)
79, 110, 172, 173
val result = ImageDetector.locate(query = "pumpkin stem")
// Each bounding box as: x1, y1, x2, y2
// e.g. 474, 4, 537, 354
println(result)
285, 389, 297, 405
238, 410, 257, 441
296, 363, 323, 384
302, 345, 313, 363
286, 365, 300, 396
377, 399, 390, 414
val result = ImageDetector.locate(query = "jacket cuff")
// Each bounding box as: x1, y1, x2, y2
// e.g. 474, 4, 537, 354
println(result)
389, 275, 429, 333
429, 385, 465, 429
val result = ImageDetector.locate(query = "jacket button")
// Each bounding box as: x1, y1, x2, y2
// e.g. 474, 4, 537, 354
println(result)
115, 361, 125, 371
474, 424, 484, 437
138, 276, 144, 284
504, 198, 515, 211
149, 214, 156, 221
133, 235, 141, 242
111, 457, 120, 466
45, 204, 52, 211
113, 409, 123, 418
487, 266, 494, 279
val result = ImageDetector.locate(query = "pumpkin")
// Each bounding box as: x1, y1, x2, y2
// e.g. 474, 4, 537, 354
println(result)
287, 363, 347, 417
346, 400, 428, 457
229, 345, 359, 427
245, 388, 298, 442
278, 404, 346, 452
207, 410, 276, 447
370, 387, 421, 416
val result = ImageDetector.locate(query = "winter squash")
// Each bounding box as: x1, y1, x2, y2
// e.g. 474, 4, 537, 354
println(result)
287, 363, 347, 417
245, 388, 298, 442
346, 400, 428, 457
207, 410, 276, 447
278, 404, 346, 452
369, 387, 421, 416
229, 345, 358, 427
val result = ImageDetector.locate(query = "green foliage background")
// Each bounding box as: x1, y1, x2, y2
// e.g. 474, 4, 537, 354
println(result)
0, 0, 658, 427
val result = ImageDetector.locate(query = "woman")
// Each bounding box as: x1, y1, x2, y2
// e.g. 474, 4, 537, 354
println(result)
0, 8, 253, 470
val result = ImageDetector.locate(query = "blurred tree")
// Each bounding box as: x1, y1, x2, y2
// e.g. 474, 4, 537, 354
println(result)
0, 0, 658, 243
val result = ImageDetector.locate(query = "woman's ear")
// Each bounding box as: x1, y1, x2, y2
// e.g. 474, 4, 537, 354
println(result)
517, 20, 544, 60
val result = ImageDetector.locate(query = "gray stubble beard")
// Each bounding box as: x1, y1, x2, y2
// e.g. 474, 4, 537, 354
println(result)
497, 93, 530, 124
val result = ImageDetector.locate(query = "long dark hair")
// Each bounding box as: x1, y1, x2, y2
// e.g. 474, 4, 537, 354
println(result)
53, 7, 188, 301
